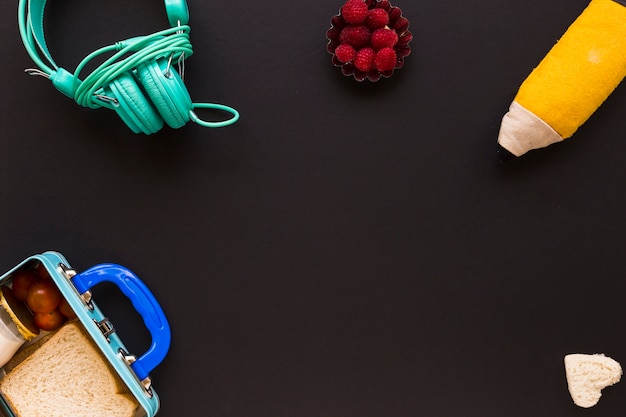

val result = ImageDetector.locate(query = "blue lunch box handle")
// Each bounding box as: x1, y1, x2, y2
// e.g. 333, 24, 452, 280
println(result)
71, 263, 171, 381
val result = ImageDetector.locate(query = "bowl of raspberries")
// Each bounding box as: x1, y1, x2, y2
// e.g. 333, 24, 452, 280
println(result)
326, 0, 412, 82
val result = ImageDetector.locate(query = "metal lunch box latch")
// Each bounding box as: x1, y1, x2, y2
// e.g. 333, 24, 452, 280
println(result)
58, 263, 94, 309
95, 317, 116, 340
119, 348, 153, 393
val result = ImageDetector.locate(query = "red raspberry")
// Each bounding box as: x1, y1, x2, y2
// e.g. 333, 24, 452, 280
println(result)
364, 8, 389, 30
371, 28, 398, 50
374, 47, 397, 72
334, 43, 356, 63
353, 47, 376, 72
340, 0, 369, 24
339, 25, 371, 49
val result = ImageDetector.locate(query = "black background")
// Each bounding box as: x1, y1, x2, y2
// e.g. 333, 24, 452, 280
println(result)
1, 0, 625, 416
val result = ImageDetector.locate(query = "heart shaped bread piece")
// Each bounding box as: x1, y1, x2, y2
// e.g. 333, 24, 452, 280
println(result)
564, 353, 622, 408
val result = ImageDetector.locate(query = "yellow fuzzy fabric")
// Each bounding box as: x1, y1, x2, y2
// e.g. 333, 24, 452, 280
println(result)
515, 0, 626, 139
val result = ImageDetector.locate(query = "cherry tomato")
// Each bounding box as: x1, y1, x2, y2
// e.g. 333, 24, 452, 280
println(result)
33, 309, 65, 331
26, 280, 62, 313
11, 269, 40, 302
36, 263, 52, 280
58, 298, 76, 319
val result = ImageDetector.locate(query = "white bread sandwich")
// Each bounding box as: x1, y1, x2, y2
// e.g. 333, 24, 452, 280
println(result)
0, 320, 139, 417
564, 353, 622, 408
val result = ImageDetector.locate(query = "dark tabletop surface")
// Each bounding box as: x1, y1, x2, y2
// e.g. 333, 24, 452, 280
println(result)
1, 0, 625, 416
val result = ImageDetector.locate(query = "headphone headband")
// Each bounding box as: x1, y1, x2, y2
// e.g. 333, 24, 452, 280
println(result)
164, 0, 190, 26
17, 0, 239, 133
18, 0, 189, 75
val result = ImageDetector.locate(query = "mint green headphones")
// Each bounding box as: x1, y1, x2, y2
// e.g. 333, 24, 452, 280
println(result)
18, 0, 239, 134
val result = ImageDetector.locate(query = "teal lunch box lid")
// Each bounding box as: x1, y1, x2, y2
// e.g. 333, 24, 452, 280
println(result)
0, 251, 171, 417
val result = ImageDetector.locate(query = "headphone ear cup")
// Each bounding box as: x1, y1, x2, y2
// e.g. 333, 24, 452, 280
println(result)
105, 73, 164, 134
136, 60, 193, 129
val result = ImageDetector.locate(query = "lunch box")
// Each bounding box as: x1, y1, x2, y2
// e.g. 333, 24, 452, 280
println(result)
0, 251, 171, 417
